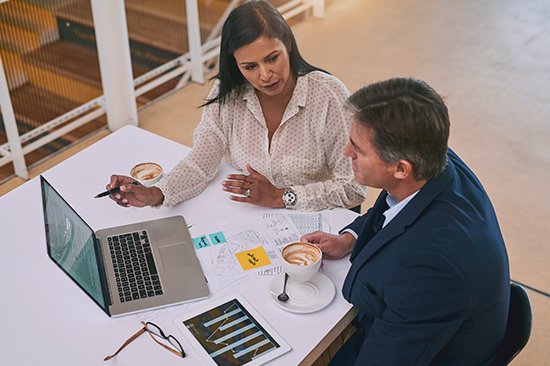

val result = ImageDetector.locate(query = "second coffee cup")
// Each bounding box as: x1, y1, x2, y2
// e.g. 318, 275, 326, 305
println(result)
281, 242, 322, 282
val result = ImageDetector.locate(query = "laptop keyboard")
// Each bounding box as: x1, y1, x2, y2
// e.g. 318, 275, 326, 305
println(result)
107, 230, 164, 303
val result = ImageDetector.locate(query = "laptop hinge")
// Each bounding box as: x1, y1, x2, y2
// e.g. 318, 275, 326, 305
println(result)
95, 236, 113, 308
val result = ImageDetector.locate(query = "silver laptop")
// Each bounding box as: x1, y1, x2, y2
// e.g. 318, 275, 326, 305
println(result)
40, 175, 210, 317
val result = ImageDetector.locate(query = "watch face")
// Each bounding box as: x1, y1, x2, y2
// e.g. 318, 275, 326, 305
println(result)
284, 191, 296, 205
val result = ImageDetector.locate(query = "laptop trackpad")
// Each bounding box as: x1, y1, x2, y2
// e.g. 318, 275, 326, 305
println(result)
159, 243, 192, 271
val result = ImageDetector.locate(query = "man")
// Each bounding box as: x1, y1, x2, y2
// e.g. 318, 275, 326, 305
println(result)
302, 78, 510, 365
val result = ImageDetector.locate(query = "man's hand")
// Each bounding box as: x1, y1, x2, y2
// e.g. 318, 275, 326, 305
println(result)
107, 175, 164, 208
300, 231, 356, 260
221, 164, 285, 208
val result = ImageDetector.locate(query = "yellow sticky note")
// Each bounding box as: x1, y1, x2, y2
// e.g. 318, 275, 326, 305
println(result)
235, 246, 272, 271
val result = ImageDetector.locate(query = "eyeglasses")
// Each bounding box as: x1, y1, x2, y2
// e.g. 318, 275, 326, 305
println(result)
104, 321, 185, 361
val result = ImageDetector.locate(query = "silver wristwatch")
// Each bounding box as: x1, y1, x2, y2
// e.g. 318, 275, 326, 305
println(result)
283, 188, 297, 208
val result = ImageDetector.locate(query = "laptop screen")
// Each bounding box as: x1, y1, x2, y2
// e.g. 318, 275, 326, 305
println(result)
40, 176, 106, 309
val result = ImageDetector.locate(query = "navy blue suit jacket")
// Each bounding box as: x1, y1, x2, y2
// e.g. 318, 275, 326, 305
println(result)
341, 149, 510, 365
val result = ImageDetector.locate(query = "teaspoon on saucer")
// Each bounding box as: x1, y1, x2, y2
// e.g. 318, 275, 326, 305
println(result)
278, 272, 290, 302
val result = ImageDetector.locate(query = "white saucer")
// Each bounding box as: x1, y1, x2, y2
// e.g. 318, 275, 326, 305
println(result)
269, 271, 336, 314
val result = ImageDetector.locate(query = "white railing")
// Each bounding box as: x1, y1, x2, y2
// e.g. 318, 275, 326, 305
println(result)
0, 0, 324, 181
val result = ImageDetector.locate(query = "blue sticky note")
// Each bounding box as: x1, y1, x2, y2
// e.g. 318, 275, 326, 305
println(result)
192, 235, 211, 249
209, 232, 226, 245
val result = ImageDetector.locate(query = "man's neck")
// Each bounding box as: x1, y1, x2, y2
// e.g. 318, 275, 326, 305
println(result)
387, 179, 427, 202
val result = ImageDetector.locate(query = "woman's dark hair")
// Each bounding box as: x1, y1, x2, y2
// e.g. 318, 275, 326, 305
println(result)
203, 0, 326, 106
348, 78, 450, 181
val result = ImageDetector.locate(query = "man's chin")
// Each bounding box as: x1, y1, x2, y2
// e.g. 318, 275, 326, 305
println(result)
353, 174, 367, 186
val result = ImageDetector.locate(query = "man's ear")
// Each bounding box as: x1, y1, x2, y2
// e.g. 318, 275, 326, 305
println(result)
394, 160, 414, 180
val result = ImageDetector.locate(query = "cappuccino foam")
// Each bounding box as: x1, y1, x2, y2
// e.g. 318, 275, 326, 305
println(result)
131, 163, 161, 181
283, 243, 320, 266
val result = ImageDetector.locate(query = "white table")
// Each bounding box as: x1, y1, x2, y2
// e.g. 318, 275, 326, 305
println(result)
0, 125, 358, 365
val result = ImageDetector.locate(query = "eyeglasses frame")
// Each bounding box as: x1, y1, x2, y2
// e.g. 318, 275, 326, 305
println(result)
104, 321, 185, 361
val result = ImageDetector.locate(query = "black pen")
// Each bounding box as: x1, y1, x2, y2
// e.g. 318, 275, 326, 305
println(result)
94, 181, 138, 198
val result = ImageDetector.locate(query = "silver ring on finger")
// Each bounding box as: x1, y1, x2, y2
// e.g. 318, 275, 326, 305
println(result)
245, 188, 251, 197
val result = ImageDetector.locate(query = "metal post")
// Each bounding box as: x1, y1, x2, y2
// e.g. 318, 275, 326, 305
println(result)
312, 0, 325, 19
0, 55, 28, 180
90, 0, 138, 131
186, 0, 205, 84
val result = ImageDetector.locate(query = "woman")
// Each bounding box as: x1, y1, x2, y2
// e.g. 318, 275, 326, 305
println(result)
107, 0, 365, 212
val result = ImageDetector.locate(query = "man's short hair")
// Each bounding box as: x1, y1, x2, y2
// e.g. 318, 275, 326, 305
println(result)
348, 78, 450, 181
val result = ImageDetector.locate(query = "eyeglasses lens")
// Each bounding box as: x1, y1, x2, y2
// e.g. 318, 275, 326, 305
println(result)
146, 322, 183, 354
168, 335, 184, 354
146, 322, 164, 337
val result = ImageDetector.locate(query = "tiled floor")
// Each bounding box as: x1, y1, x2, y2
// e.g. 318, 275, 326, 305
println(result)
2, 0, 548, 363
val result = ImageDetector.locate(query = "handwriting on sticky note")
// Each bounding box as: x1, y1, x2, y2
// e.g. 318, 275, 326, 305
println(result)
192, 235, 211, 249
235, 246, 272, 271
209, 231, 226, 245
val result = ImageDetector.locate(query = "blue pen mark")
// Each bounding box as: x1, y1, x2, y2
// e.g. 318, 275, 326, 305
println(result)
209, 232, 226, 245
192, 235, 211, 249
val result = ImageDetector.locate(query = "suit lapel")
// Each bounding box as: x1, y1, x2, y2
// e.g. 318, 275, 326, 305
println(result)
349, 192, 388, 261
343, 157, 456, 300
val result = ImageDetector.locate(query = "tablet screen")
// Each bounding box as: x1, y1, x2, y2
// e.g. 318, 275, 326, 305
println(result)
174, 294, 290, 366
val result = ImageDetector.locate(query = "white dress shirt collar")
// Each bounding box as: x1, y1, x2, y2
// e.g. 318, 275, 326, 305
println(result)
382, 190, 419, 228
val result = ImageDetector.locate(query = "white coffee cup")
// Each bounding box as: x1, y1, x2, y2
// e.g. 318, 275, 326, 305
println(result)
281, 242, 322, 282
130, 162, 163, 187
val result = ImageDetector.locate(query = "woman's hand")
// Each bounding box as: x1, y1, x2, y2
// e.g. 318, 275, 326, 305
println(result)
221, 164, 285, 208
107, 175, 164, 208
300, 231, 356, 260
